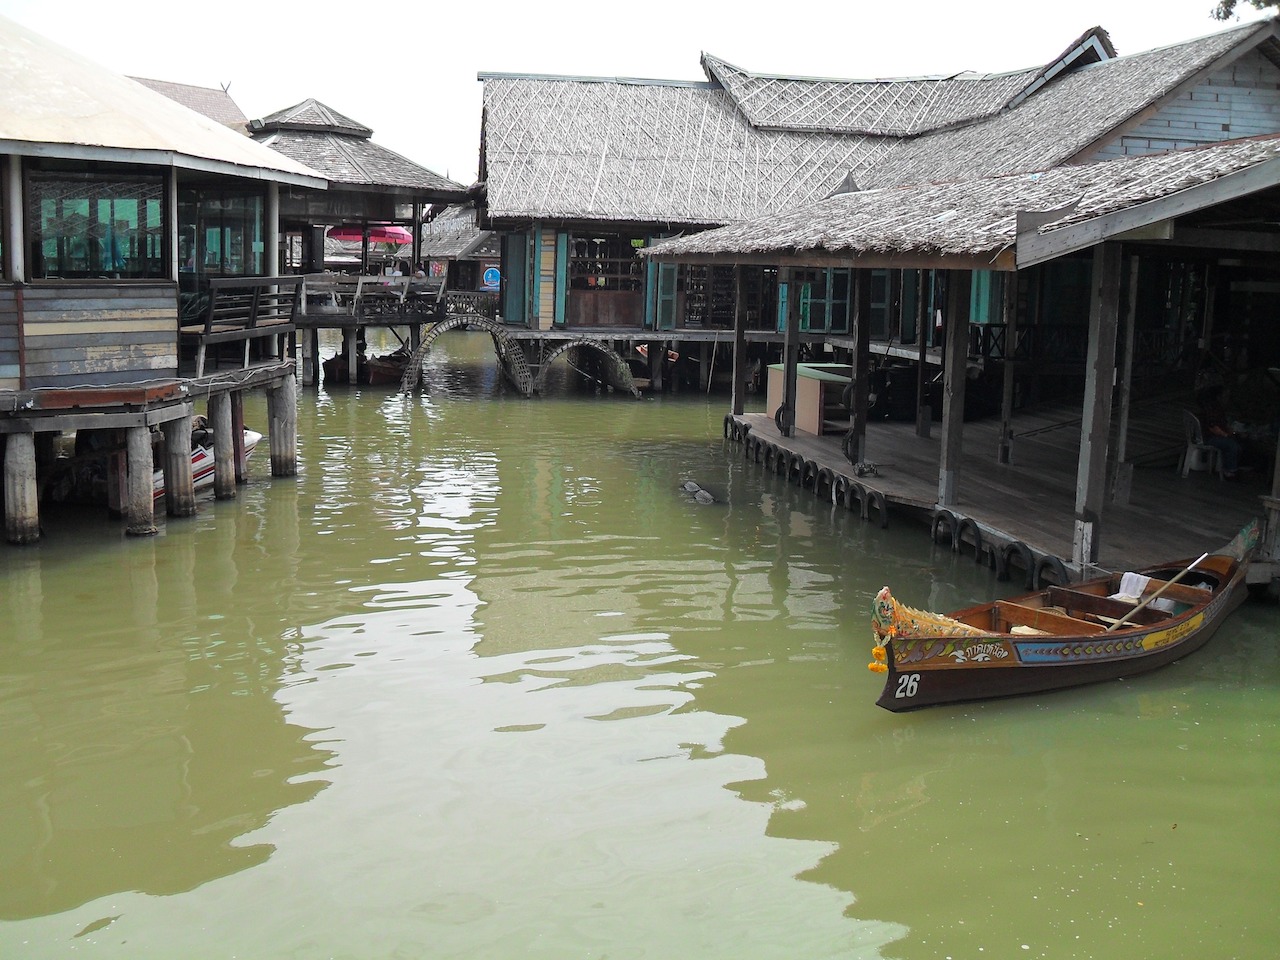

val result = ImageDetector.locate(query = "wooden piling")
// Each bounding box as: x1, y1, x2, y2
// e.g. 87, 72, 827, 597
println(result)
210, 392, 236, 500
161, 413, 197, 516
3, 431, 41, 544
124, 425, 157, 537
268, 373, 298, 477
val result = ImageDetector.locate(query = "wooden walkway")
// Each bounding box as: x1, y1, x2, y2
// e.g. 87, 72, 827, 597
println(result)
731, 396, 1266, 579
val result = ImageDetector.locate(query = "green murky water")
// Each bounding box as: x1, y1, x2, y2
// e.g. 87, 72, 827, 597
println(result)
2, 331, 1277, 959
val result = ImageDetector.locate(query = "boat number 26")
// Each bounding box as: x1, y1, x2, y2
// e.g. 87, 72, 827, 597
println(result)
894, 674, 921, 699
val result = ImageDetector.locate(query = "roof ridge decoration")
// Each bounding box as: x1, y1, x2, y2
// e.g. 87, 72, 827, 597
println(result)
699, 52, 1040, 137
1005, 25, 1115, 109
252, 98, 373, 138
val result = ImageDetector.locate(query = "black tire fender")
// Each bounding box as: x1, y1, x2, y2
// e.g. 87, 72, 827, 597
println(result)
816, 467, 836, 500
955, 516, 982, 559
867, 489, 888, 528
1035, 553, 1070, 589
998, 541, 1035, 590
931, 509, 956, 546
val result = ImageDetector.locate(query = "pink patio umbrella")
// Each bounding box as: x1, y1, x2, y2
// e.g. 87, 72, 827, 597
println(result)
327, 224, 414, 244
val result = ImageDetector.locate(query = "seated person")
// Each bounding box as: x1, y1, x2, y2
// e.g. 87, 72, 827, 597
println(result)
1197, 384, 1243, 479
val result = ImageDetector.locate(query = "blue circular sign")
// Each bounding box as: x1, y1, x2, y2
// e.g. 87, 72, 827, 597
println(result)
482, 266, 501, 289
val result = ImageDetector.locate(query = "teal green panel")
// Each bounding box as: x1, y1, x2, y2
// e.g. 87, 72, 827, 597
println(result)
656, 263, 677, 330
901, 270, 918, 342
970, 270, 995, 324
501, 232, 527, 327
870, 269, 889, 338
554, 232, 568, 326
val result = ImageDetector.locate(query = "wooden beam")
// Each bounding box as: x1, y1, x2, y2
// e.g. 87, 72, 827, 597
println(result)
779, 268, 800, 437
1109, 255, 1140, 505
1142, 226, 1280, 254
998, 272, 1018, 463
915, 269, 932, 439
1017, 155, 1280, 267
730, 265, 747, 417
647, 249, 1017, 273
938, 270, 971, 506
1073, 242, 1123, 567
850, 270, 871, 463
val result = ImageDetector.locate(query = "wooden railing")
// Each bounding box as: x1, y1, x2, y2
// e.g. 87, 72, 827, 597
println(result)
299, 274, 448, 322
179, 277, 301, 377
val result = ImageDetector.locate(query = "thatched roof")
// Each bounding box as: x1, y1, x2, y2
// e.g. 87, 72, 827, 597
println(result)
251, 99, 467, 199
863, 19, 1278, 190
644, 134, 1280, 268
480, 18, 1278, 227
700, 55, 1038, 138
481, 75, 895, 225
0, 15, 323, 186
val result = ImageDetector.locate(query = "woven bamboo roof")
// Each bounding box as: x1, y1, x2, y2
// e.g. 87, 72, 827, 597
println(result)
701, 55, 1038, 137
481, 77, 893, 225
251, 99, 466, 198
644, 135, 1280, 266
864, 19, 1277, 190
480, 19, 1277, 227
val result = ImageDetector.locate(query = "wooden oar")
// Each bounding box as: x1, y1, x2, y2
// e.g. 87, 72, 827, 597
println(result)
1104, 552, 1208, 632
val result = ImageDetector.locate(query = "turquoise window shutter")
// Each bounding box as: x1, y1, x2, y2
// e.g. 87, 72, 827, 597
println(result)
554, 232, 568, 326
655, 262, 677, 330
501, 232, 527, 327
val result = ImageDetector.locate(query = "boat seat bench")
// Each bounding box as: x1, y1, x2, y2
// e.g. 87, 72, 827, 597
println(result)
995, 600, 1106, 635
1044, 587, 1173, 625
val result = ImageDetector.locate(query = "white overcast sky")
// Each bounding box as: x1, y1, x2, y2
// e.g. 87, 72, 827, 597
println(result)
0, 0, 1271, 186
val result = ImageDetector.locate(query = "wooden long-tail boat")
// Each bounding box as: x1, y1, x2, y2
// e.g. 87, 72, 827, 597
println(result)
870, 522, 1258, 712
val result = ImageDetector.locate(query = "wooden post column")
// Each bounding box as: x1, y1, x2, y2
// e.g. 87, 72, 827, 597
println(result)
997, 273, 1018, 464
210, 392, 236, 500
4, 431, 40, 544
915, 270, 932, 439
161, 413, 197, 517
268, 372, 299, 478
849, 268, 872, 464
124, 425, 157, 537
730, 265, 748, 417
779, 268, 800, 437
937, 270, 971, 507
1109, 256, 1140, 505
1073, 242, 1123, 569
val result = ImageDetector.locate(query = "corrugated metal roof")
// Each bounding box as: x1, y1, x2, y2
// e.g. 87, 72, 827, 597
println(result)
0, 15, 323, 185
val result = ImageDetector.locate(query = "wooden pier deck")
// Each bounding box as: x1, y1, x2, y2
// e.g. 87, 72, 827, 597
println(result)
731, 397, 1266, 578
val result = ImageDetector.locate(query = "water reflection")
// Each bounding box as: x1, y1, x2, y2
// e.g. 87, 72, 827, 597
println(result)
1, 332, 1275, 959
0, 495, 332, 921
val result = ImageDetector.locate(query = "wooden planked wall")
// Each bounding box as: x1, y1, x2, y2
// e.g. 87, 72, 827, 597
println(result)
0, 289, 17, 389
1092, 50, 1280, 160
0, 282, 179, 389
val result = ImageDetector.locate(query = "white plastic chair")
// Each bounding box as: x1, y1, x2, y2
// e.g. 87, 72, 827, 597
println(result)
1179, 410, 1224, 479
